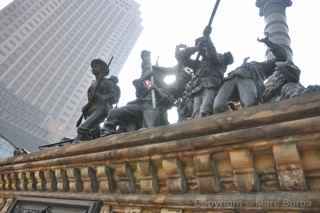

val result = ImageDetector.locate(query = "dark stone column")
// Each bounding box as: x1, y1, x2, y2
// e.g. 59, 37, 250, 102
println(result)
256, 0, 293, 60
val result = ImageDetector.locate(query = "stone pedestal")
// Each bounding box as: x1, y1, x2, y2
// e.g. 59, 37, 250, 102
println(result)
1, 94, 320, 212
256, 0, 293, 60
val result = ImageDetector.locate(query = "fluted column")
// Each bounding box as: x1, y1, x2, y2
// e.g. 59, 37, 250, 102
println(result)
256, 0, 293, 60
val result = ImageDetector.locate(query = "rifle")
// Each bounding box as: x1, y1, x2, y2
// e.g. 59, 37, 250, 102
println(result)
208, 0, 221, 29
39, 137, 75, 149
76, 56, 114, 127
196, 0, 221, 61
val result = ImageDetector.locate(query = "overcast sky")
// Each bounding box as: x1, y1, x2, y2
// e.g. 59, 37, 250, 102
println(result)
1, 0, 319, 123
116, 0, 320, 122
0, 0, 12, 10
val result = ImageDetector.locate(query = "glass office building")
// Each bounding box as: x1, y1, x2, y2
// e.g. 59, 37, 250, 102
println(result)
0, 0, 142, 150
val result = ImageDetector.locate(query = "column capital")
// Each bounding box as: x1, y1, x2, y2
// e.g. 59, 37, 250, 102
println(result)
256, 0, 292, 16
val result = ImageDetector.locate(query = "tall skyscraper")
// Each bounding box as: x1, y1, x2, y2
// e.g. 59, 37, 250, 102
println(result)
0, 135, 15, 159
0, 0, 142, 151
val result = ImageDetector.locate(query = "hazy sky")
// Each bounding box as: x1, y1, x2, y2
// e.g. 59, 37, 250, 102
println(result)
1, 0, 319, 122
117, 0, 320, 122
0, 0, 12, 10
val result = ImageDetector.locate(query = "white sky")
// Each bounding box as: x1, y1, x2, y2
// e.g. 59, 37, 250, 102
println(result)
118, 0, 320, 122
1, 0, 319, 122
0, 0, 12, 10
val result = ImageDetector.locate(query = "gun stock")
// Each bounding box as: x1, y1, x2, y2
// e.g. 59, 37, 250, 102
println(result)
76, 113, 84, 127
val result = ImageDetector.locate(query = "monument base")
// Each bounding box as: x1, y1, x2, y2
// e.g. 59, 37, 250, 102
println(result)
1, 94, 320, 212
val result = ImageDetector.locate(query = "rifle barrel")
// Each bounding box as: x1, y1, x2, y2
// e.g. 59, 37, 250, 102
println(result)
107, 56, 114, 67
208, 0, 221, 27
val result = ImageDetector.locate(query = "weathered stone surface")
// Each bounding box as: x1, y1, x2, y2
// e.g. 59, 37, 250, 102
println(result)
273, 143, 307, 191
44, 170, 57, 192
193, 154, 221, 193
96, 165, 114, 193
115, 162, 136, 193
66, 168, 82, 192
229, 149, 259, 192
137, 160, 159, 193
0, 94, 320, 212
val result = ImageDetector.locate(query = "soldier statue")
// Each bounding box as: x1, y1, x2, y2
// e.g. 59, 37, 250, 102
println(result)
102, 50, 175, 135
261, 52, 320, 102
77, 58, 120, 140
179, 26, 233, 118
213, 35, 288, 113
262, 60, 302, 102
176, 80, 193, 121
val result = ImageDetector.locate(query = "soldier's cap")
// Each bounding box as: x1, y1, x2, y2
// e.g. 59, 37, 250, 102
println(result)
91, 58, 108, 71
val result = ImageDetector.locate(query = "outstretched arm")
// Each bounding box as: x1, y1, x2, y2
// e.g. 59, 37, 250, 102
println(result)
258, 35, 288, 61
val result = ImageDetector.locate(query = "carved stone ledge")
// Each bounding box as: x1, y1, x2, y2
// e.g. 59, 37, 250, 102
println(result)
26, 171, 36, 191
66, 168, 82, 192
18, 172, 27, 191
193, 154, 221, 193
115, 162, 136, 193
215, 154, 237, 192
96, 165, 114, 193
0, 175, 4, 190
137, 160, 159, 193
162, 159, 187, 193
10, 173, 19, 191
34, 171, 45, 191
55, 169, 68, 192
80, 167, 98, 193
0, 94, 320, 212
255, 150, 280, 192
4, 174, 12, 191
44, 170, 57, 192
300, 149, 320, 191
229, 149, 259, 192
273, 144, 307, 191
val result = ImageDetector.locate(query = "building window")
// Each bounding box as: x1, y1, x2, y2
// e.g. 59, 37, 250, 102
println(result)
0, 49, 6, 56
28, 22, 35, 28
3, 45, 11, 52
24, 26, 31, 32
9, 40, 16, 46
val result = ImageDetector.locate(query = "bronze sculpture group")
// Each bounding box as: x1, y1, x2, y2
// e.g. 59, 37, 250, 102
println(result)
75, 35, 316, 141
72, 1, 320, 142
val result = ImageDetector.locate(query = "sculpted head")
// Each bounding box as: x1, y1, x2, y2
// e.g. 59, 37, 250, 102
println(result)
91, 59, 109, 76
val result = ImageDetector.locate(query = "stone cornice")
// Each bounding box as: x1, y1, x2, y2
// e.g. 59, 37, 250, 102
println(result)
1, 94, 320, 212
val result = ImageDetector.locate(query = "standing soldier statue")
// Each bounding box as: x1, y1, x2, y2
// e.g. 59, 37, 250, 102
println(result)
213, 35, 289, 113
179, 0, 233, 118
179, 32, 233, 118
76, 57, 120, 140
